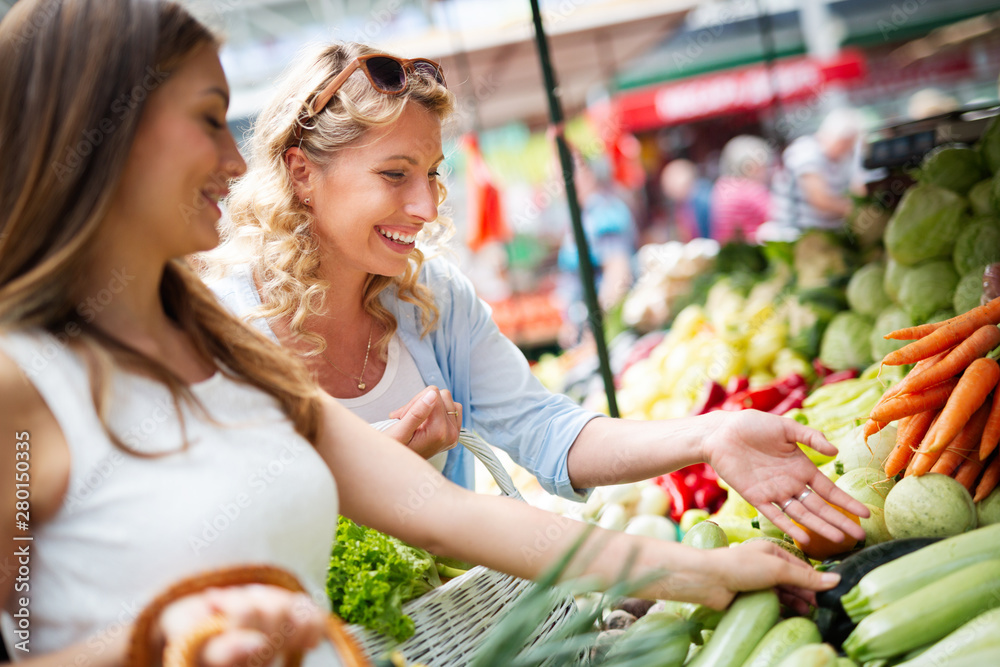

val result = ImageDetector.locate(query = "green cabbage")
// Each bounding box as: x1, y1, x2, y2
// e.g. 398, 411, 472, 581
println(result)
953, 217, 1000, 276
846, 263, 892, 317
820, 311, 875, 371
954, 270, 985, 315
979, 114, 1000, 174
871, 305, 912, 363
898, 259, 959, 322
884, 184, 968, 266
883, 257, 910, 304
969, 179, 995, 217
918, 145, 987, 195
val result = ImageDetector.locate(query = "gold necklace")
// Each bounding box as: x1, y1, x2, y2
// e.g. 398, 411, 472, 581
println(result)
319, 321, 373, 390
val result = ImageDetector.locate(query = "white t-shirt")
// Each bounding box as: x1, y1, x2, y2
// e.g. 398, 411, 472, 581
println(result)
338, 335, 448, 473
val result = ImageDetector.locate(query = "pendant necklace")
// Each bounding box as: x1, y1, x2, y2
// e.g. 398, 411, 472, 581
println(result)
320, 320, 373, 390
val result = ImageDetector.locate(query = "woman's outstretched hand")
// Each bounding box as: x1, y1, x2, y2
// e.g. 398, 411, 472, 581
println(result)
158, 585, 326, 667
655, 539, 841, 613
701, 410, 869, 546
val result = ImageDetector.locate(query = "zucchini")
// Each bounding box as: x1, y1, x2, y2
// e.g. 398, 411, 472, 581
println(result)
742, 617, 821, 667
687, 590, 780, 667
840, 523, 1000, 622
682, 520, 729, 549
814, 537, 941, 612
893, 607, 1000, 667
605, 610, 692, 666
774, 643, 837, 667
842, 559, 1000, 662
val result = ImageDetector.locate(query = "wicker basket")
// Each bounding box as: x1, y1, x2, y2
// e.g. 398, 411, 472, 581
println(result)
350, 427, 581, 666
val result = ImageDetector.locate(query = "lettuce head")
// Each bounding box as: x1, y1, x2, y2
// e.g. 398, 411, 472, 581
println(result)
898, 259, 959, 323
884, 184, 968, 266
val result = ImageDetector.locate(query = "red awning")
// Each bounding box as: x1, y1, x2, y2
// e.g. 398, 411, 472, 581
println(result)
614, 49, 867, 132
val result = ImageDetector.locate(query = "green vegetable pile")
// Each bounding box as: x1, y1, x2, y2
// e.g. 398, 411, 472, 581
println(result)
327, 516, 442, 642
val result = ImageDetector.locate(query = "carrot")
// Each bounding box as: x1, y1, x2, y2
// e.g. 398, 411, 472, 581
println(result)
954, 456, 986, 493
869, 377, 960, 424
884, 409, 937, 477
876, 350, 952, 405
883, 320, 947, 341
863, 419, 889, 439
924, 358, 1000, 453
974, 453, 1000, 502
876, 349, 951, 405
929, 402, 991, 476
980, 389, 1000, 461
882, 297, 1000, 366
888, 325, 1000, 397
906, 413, 943, 477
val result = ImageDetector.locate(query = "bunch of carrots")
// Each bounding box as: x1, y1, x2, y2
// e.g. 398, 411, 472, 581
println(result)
864, 296, 1000, 503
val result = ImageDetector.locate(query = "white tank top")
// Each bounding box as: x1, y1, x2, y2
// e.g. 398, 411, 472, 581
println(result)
0, 329, 341, 665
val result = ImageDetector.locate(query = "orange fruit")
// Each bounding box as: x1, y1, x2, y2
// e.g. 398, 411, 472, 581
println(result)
791, 500, 861, 560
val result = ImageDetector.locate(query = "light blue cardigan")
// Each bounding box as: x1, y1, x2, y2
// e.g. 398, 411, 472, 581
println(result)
208, 257, 599, 500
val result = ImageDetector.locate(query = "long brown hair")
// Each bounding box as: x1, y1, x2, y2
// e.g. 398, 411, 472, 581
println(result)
0, 0, 322, 445
207, 42, 455, 358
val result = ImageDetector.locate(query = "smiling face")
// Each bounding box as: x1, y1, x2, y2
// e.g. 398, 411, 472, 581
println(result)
106, 44, 246, 261
306, 102, 444, 279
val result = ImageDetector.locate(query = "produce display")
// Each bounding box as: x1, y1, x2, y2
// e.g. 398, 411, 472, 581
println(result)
338, 117, 1000, 667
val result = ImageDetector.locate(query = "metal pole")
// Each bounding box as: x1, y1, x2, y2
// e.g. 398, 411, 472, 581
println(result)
528, 0, 619, 417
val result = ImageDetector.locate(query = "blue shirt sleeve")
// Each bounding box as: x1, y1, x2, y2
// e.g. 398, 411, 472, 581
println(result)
418, 260, 602, 501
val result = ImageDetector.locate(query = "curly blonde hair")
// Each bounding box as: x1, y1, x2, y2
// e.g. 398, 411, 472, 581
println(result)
208, 42, 456, 357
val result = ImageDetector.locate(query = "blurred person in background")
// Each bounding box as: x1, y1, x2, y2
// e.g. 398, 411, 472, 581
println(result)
556, 151, 637, 348
710, 135, 775, 244
769, 107, 866, 236
659, 158, 713, 241
906, 87, 960, 120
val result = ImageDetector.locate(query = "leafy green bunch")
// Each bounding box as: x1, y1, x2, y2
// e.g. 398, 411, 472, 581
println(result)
327, 516, 442, 642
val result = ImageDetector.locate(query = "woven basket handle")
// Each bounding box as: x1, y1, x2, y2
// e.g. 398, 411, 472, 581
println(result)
372, 420, 525, 502
126, 564, 371, 667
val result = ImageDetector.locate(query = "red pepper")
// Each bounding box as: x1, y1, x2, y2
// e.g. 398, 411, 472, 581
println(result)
813, 358, 835, 379
769, 386, 808, 415
821, 369, 859, 385
726, 375, 749, 395
692, 380, 728, 415
720, 385, 786, 412
720, 373, 808, 412
654, 472, 694, 523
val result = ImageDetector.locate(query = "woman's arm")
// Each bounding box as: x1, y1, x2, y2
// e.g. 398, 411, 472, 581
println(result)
317, 395, 840, 610
565, 410, 869, 547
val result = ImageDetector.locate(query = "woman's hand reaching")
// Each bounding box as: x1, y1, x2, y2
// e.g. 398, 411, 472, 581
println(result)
648, 538, 840, 614
701, 409, 869, 547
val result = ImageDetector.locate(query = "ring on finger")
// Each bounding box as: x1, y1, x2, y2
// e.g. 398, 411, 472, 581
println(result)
780, 498, 794, 512
446, 410, 458, 416
796, 489, 813, 504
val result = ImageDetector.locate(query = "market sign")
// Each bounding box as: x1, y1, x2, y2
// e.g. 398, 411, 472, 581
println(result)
614, 49, 867, 131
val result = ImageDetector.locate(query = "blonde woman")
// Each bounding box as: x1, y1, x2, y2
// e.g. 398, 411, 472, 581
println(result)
0, 2, 847, 665
206, 43, 868, 547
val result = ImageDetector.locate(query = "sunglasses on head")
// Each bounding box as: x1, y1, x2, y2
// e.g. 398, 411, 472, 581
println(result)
309, 54, 447, 117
